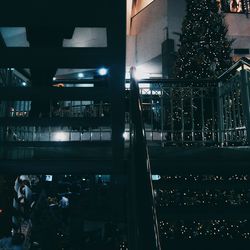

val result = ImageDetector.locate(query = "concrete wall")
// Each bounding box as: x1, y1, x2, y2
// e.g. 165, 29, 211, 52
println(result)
167, 0, 186, 51
225, 13, 250, 57
127, 0, 250, 74
126, 0, 186, 74
129, 0, 167, 68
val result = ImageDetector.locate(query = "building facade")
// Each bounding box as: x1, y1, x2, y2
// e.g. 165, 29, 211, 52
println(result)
127, 0, 250, 77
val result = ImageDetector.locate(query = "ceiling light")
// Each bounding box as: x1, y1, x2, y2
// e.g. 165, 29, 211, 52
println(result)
53, 132, 68, 141
98, 67, 108, 76
78, 73, 84, 78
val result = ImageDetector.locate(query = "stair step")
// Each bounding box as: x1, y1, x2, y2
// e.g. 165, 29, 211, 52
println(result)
158, 207, 250, 220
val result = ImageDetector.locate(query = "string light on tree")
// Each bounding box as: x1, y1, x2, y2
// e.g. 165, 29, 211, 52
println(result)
175, 0, 232, 79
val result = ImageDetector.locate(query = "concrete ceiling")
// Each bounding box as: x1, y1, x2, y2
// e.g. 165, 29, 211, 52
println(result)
0, 27, 107, 47
0, 27, 107, 78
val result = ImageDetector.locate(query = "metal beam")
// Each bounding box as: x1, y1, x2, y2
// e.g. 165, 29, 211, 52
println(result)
15, 68, 31, 81
0, 117, 110, 127
1, 141, 112, 147
0, 48, 112, 68
107, 8, 127, 169
0, 87, 109, 100
0, 2, 119, 27
0, 159, 117, 174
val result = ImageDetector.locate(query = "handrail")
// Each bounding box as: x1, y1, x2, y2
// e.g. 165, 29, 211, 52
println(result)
128, 66, 161, 250
125, 57, 250, 85
125, 77, 218, 85
218, 57, 250, 80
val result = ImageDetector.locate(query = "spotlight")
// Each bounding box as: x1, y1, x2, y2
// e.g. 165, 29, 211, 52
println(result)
123, 132, 129, 140
98, 67, 108, 76
78, 72, 84, 78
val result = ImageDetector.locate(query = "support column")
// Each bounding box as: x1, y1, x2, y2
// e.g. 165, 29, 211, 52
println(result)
217, 81, 225, 146
107, 0, 126, 170
240, 69, 250, 144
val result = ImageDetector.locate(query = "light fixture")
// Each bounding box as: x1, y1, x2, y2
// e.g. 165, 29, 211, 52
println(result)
53, 77, 56, 81
53, 132, 68, 141
22, 82, 27, 86
152, 175, 161, 181
123, 132, 129, 140
78, 72, 84, 78
98, 67, 108, 76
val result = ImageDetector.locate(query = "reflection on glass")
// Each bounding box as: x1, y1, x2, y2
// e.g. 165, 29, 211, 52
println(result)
230, 0, 243, 12
218, 0, 247, 13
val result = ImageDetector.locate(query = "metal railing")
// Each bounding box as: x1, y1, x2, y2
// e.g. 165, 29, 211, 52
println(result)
0, 69, 112, 143
128, 58, 250, 146
1, 58, 250, 146
128, 67, 161, 250
138, 79, 218, 146
218, 58, 250, 145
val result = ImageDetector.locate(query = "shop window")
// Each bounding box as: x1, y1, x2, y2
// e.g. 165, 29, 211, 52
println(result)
229, 0, 243, 12
219, 0, 250, 13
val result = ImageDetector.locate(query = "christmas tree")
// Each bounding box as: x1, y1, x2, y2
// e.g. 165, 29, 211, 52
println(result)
175, 0, 232, 79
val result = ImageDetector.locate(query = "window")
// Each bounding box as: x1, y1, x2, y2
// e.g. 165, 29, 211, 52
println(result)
229, 0, 243, 12
219, 0, 250, 13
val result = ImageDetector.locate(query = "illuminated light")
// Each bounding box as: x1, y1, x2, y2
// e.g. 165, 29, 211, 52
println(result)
53, 83, 64, 88
134, 68, 149, 80
152, 175, 161, 180
98, 67, 108, 76
125, 83, 130, 89
0, 209, 3, 213
45, 175, 53, 181
53, 132, 68, 141
22, 81, 27, 86
139, 83, 150, 88
78, 72, 84, 78
123, 132, 129, 140
53, 77, 56, 81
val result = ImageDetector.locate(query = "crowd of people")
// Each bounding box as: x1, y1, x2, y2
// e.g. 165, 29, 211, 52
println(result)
0, 175, 128, 250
